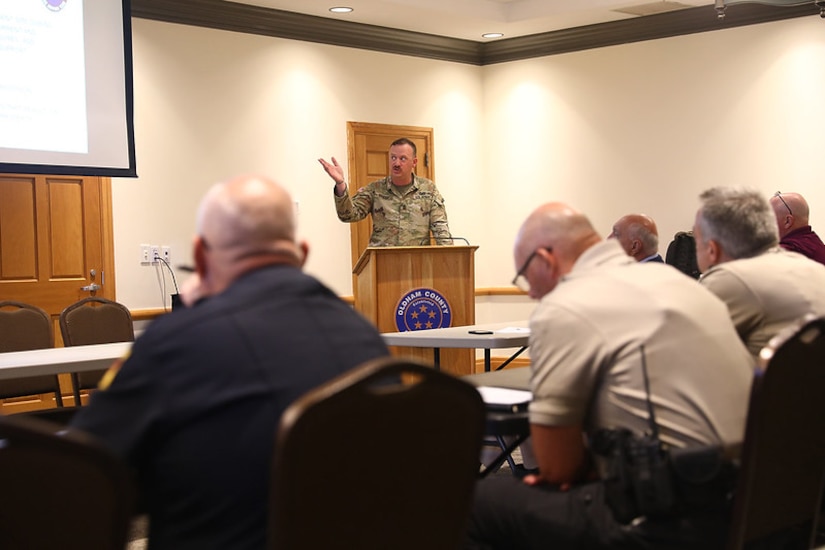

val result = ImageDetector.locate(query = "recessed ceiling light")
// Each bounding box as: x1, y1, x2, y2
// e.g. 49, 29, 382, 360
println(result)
482, 33, 504, 39
329, 7, 353, 13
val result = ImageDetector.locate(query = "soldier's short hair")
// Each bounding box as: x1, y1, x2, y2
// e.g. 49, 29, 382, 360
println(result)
390, 137, 416, 158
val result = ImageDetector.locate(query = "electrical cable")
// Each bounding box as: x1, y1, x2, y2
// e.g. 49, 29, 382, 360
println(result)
155, 255, 180, 294
155, 256, 181, 311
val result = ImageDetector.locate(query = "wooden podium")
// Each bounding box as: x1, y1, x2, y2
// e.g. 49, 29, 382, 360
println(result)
353, 245, 477, 376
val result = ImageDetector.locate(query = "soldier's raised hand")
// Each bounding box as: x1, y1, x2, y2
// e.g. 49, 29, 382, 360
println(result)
318, 156, 345, 185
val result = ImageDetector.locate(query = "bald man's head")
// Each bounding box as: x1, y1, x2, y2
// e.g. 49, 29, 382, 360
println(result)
513, 202, 601, 299
192, 174, 305, 298
609, 213, 659, 261
197, 174, 296, 256
770, 192, 811, 239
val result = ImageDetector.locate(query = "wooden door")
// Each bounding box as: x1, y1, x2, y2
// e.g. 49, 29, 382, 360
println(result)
346, 122, 434, 268
0, 173, 115, 411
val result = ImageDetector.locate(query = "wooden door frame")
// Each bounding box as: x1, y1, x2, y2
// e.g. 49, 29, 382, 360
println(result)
99, 177, 117, 303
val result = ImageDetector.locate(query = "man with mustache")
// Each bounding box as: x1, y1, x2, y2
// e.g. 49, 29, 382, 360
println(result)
319, 137, 452, 246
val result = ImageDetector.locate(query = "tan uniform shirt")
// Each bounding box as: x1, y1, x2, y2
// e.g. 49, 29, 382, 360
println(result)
529, 240, 754, 465
700, 247, 825, 359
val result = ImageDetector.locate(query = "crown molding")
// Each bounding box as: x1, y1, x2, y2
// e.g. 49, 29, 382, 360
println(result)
481, 3, 821, 64
130, 0, 822, 66
130, 0, 482, 64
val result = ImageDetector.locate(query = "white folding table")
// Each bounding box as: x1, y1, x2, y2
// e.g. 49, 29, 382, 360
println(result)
381, 322, 530, 372
0, 342, 131, 381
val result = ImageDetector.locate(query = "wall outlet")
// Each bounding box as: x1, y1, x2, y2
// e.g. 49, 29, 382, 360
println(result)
140, 244, 151, 264
150, 245, 160, 264
161, 245, 171, 264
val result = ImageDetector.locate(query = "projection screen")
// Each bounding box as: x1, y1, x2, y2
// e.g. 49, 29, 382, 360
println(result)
0, 0, 136, 177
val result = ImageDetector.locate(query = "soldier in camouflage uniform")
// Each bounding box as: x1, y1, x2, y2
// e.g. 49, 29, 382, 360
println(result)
319, 137, 452, 246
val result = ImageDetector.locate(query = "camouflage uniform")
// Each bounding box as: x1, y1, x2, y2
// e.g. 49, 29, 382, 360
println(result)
334, 175, 452, 246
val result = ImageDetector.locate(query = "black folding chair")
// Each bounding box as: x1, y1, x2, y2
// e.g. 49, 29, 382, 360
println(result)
727, 314, 825, 549
0, 414, 136, 549
59, 297, 134, 405
0, 300, 64, 407
269, 357, 485, 550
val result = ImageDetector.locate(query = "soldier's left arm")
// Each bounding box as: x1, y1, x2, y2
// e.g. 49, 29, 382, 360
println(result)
430, 188, 452, 245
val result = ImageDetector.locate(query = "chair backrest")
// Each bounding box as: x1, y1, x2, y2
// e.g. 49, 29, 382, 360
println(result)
0, 414, 135, 550
59, 297, 134, 402
665, 230, 701, 279
0, 300, 53, 352
269, 357, 486, 550
0, 301, 62, 403
727, 314, 825, 550
59, 297, 135, 347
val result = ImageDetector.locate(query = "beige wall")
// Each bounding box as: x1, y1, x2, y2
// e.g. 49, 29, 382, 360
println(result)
115, 16, 825, 323
115, 19, 484, 309
480, 17, 825, 284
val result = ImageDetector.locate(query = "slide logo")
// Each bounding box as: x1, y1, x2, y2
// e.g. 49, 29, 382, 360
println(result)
43, 0, 67, 12
395, 288, 452, 332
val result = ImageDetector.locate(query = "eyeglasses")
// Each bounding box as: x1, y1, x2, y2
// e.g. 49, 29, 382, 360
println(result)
774, 191, 792, 216
511, 247, 551, 293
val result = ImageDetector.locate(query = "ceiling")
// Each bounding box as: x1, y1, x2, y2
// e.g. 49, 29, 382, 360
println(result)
230, 0, 715, 41
130, 0, 822, 65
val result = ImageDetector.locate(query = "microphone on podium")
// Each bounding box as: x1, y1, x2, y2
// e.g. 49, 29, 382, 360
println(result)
419, 236, 470, 245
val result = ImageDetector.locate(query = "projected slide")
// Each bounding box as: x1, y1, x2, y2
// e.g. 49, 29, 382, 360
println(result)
0, 0, 134, 176
0, 0, 88, 154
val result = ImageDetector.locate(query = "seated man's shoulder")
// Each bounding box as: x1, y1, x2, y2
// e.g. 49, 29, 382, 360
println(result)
778, 247, 825, 269
727, 248, 825, 277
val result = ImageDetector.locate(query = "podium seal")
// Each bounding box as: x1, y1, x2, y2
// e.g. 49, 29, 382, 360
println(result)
395, 288, 452, 332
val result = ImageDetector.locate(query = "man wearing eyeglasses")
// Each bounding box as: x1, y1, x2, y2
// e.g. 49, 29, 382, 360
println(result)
467, 202, 753, 550
769, 191, 825, 266
695, 187, 825, 359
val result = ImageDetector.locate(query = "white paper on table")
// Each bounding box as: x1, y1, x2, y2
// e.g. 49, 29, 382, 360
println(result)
477, 386, 531, 412
495, 327, 530, 334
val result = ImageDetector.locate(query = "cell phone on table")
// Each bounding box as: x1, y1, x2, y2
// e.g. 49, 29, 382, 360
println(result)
468, 330, 494, 335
